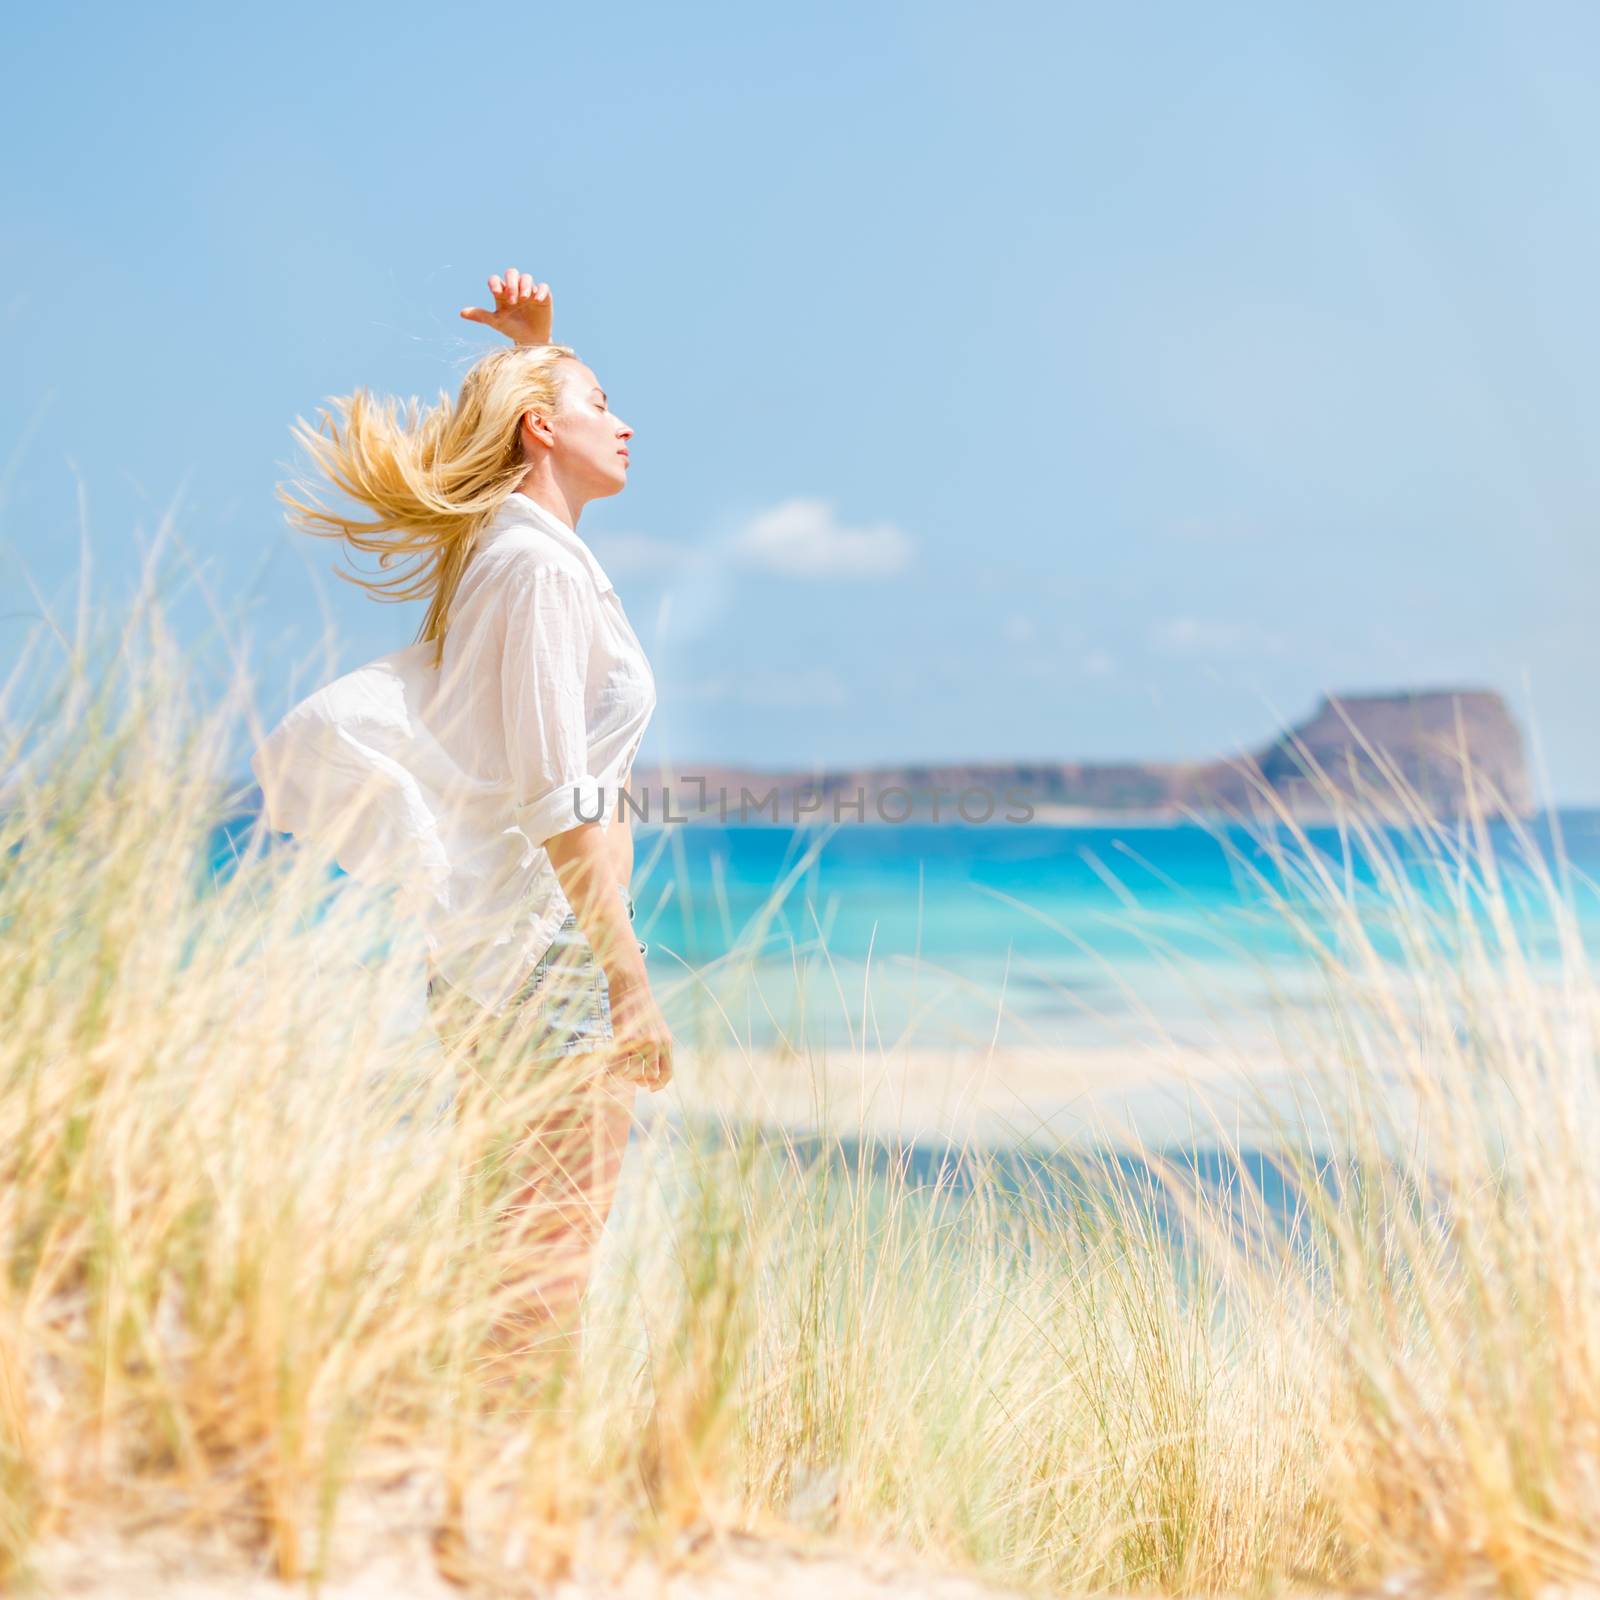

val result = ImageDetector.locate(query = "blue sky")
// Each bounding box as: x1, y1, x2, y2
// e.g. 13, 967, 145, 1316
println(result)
4, 1, 1598, 800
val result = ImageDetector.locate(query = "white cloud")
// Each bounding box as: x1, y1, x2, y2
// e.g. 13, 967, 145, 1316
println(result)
1003, 614, 1035, 644
731, 497, 913, 578
1081, 649, 1117, 679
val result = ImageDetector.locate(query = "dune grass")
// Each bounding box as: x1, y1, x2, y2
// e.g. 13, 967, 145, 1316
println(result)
0, 555, 1597, 1596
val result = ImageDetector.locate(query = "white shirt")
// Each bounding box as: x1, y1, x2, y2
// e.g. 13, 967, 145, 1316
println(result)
250, 491, 657, 1013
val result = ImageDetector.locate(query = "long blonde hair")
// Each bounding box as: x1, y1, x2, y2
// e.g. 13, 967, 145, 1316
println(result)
277, 343, 579, 670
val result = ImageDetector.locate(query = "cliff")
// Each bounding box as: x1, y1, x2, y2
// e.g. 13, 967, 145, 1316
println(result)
628, 688, 1533, 824
1177, 688, 1533, 819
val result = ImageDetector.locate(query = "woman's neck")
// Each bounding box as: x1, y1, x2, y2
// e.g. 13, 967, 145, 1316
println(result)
512, 470, 583, 532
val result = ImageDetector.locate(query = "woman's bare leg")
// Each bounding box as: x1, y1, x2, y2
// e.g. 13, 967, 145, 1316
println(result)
487, 1059, 638, 1368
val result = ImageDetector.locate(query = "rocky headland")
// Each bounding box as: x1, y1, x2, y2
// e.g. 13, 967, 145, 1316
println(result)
628, 688, 1532, 825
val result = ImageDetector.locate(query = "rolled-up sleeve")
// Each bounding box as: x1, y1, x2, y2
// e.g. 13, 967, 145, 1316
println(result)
500, 563, 609, 847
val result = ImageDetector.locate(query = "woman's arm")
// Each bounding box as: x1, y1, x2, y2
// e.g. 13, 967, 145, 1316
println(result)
543, 824, 643, 987
499, 565, 673, 1089
606, 806, 635, 888
545, 822, 673, 1091
460, 267, 555, 346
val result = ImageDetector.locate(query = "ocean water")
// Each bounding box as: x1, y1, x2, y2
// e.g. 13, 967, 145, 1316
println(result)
228, 808, 1600, 1057
619, 813, 1600, 1052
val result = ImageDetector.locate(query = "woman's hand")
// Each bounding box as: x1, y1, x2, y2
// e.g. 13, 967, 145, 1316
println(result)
607, 982, 676, 1093
460, 268, 554, 346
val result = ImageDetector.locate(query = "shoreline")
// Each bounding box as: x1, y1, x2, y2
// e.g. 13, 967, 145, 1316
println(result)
637, 1036, 1303, 1153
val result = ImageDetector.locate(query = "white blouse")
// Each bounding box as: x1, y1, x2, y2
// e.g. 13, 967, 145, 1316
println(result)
250, 491, 657, 1013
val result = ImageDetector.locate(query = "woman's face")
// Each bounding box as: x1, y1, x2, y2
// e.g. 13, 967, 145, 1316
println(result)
546, 359, 633, 500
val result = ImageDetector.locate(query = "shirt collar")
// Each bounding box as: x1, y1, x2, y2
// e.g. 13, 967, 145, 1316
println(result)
483, 491, 615, 594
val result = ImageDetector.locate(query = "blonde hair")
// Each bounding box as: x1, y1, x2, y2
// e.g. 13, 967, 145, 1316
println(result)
277, 343, 580, 670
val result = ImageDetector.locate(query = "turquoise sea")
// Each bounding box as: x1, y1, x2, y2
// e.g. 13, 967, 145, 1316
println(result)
229, 807, 1600, 1057
632, 812, 1600, 1055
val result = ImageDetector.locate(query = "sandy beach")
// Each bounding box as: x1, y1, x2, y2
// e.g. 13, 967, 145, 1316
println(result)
653, 1033, 1302, 1153
32, 1515, 1040, 1600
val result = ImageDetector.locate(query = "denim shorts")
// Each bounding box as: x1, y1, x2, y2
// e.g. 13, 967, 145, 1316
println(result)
426, 883, 647, 1060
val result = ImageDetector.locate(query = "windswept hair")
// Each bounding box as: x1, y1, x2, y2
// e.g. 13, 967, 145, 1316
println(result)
277, 343, 579, 670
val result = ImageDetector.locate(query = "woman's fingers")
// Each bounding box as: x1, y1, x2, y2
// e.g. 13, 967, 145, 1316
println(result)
645, 1044, 671, 1091
614, 1043, 668, 1090
461, 270, 551, 339
463, 271, 510, 325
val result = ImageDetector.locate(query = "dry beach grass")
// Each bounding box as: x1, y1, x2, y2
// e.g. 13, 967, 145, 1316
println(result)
1, 557, 1599, 1596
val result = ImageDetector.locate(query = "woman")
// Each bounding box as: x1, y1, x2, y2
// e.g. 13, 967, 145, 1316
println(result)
250, 267, 675, 1363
